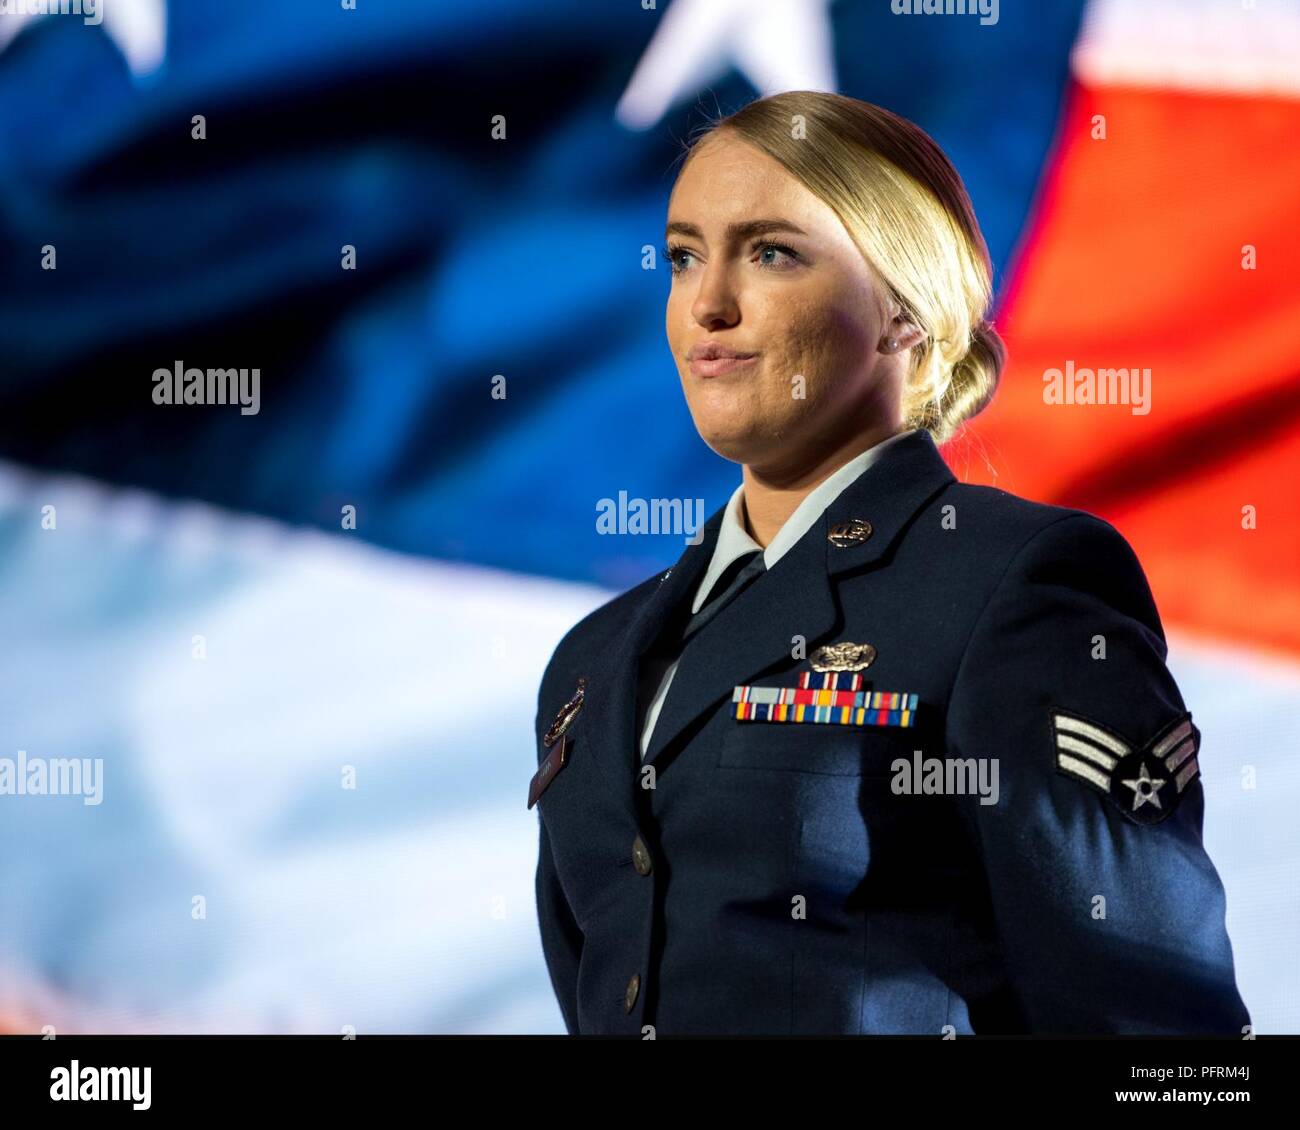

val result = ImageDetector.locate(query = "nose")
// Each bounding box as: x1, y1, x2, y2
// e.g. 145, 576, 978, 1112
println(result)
690, 262, 740, 330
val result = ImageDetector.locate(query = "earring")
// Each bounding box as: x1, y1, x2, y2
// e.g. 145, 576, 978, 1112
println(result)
884, 336, 899, 352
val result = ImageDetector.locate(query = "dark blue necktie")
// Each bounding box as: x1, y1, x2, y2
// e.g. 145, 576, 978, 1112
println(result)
678, 548, 767, 648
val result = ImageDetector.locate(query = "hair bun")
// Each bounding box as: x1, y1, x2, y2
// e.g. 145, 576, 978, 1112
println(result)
939, 319, 1005, 441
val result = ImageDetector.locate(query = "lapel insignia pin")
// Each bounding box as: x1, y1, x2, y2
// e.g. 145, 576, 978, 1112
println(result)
827, 518, 872, 548
543, 677, 586, 747
1051, 708, 1199, 825
810, 641, 876, 672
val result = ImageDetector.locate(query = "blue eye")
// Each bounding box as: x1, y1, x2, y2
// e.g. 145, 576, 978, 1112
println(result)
754, 242, 799, 269
662, 243, 691, 275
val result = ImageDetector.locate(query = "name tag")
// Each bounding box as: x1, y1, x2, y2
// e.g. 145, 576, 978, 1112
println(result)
528, 735, 570, 809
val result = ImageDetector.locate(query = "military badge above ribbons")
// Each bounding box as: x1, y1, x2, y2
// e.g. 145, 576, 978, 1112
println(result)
734, 671, 918, 728
1051, 708, 1200, 825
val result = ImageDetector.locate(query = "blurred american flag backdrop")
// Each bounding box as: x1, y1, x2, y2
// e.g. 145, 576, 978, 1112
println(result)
0, 0, 1296, 1033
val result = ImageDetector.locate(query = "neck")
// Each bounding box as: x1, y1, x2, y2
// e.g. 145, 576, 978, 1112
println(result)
740, 420, 905, 547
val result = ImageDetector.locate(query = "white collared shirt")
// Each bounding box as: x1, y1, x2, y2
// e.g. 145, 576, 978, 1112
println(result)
637, 427, 919, 759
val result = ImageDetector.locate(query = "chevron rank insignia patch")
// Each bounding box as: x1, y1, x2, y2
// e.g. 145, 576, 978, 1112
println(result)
1050, 709, 1200, 825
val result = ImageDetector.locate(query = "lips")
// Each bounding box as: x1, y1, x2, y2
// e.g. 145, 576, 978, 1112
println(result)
687, 343, 759, 377
688, 343, 756, 361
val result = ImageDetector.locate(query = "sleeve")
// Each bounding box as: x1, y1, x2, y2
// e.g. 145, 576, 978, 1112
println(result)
534, 703, 584, 1035
945, 512, 1251, 1035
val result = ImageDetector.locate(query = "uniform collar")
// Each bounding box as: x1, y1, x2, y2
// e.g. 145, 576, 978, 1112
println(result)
692, 427, 922, 613
583, 425, 958, 787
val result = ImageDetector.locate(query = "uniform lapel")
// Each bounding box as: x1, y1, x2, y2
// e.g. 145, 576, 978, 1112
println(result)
580, 505, 724, 803
642, 428, 957, 769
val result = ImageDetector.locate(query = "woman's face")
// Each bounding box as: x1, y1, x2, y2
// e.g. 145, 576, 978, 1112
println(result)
664, 131, 907, 477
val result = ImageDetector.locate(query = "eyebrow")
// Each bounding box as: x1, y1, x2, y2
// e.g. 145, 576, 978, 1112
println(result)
664, 218, 810, 243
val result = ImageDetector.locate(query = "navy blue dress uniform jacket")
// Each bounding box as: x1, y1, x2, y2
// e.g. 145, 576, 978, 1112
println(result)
531, 427, 1250, 1035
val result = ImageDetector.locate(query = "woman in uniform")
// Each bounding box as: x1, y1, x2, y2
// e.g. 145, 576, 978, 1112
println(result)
530, 90, 1250, 1036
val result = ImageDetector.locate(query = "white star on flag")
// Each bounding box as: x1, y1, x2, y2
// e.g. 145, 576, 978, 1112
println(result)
616, 0, 838, 131
0, 0, 167, 78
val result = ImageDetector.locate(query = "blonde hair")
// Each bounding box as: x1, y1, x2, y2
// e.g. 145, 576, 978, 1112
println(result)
681, 91, 1005, 445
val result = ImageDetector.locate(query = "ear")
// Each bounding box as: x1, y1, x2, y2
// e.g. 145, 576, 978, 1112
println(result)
877, 313, 927, 355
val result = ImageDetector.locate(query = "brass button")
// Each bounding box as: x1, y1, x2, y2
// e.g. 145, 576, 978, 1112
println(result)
632, 836, 652, 876
625, 973, 640, 1012
827, 518, 872, 548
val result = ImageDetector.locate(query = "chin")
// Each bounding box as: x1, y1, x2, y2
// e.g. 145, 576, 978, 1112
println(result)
692, 420, 770, 466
